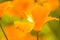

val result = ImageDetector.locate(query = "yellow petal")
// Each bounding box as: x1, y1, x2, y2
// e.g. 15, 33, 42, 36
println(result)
44, 16, 59, 24
14, 21, 34, 33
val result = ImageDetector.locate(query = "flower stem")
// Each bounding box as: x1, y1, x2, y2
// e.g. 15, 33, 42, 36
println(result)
37, 32, 39, 40
0, 19, 8, 40
34, 0, 37, 3
0, 25, 8, 40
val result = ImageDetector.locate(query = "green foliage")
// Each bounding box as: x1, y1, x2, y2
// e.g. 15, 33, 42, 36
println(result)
0, 0, 12, 3
11, 16, 21, 23
48, 20, 60, 40
30, 23, 56, 40
0, 14, 28, 26
40, 23, 56, 40
1, 14, 13, 26
31, 30, 45, 37
49, 5, 60, 18
49, 4, 60, 40
11, 16, 28, 22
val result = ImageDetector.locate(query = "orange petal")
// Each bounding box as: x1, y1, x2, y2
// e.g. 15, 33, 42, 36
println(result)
11, 0, 34, 18
31, 4, 51, 32
3, 1, 26, 18
0, 2, 9, 17
48, 0, 59, 10
3, 0, 34, 18
12, 0, 34, 11
4, 25, 27, 40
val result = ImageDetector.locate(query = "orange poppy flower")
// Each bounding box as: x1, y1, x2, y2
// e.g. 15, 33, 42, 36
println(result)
28, 3, 52, 32
27, 1, 59, 32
